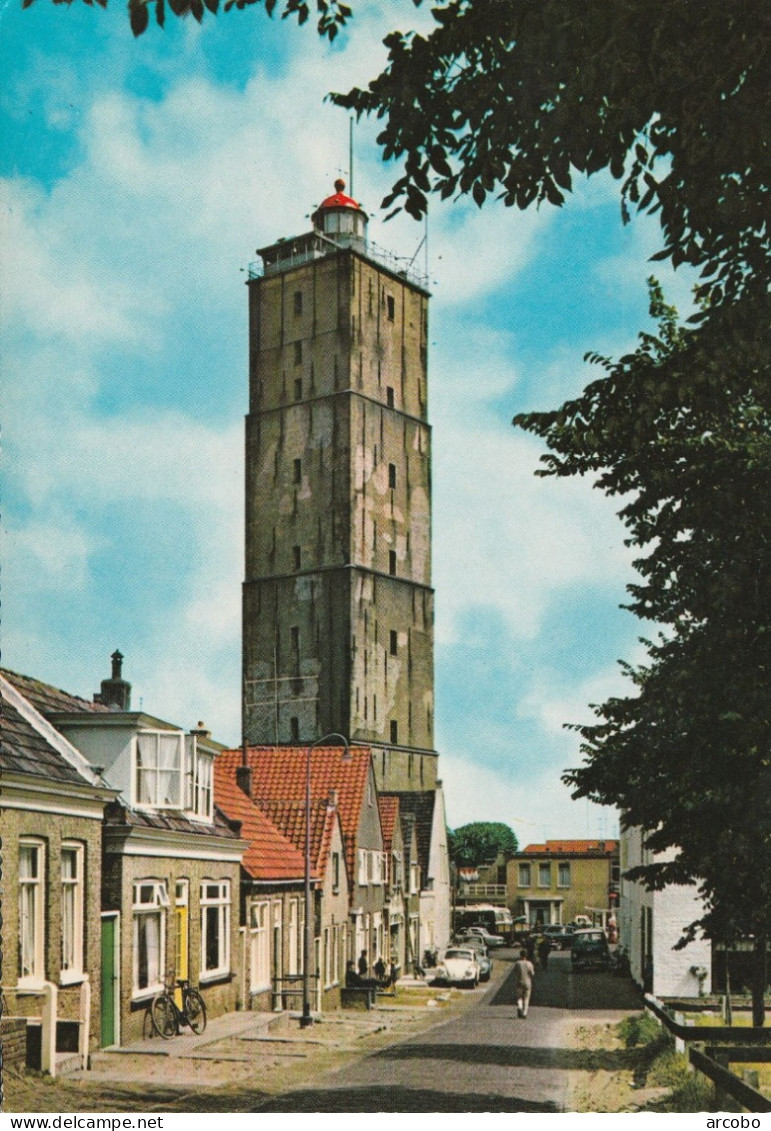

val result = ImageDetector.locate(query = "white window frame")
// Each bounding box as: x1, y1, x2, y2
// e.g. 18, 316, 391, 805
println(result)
557, 862, 571, 889
371, 850, 382, 886
200, 880, 231, 982
132, 880, 169, 998
60, 842, 84, 983
538, 862, 552, 889
185, 737, 214, 821
331, 924, 340, 986
323, 927, 332, 988
518, 863, 532, 888
19, 839, 45, 988
358, 848, 367, 886
288, 899, 299, 976
134, 730, 184, 809
249, 900, 270, 993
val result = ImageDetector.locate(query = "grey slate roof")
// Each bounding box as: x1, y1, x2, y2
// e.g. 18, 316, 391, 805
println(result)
104, 799, 241, 840
2, 667, 241, 842
388, 791, 437, 876
0, 691, 92, 786
0, 667, 109, 717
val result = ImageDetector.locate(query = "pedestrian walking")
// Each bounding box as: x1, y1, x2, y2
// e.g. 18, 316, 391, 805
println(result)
358, 949, 369, 977
538, 936, 551, 971
513, 948, 535, 1018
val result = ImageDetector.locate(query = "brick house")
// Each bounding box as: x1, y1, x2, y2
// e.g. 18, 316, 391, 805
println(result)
508, 839, 620, 928
215, 756, 350, 1013
398, 811, 422, 972
0, 673, 117, 1074
3, 660, 246, 1048
217, 744, 387, 978
378, 795, 406, 975
390, 788, 452, 959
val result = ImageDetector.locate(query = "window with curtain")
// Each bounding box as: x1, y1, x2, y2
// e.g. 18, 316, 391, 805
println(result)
132, 880, 168, 996
61, 843, 84, 980
19, 840, 45, 984
135, 731, 183, 807
201, 880, 231, 980
184, 737, 213, 820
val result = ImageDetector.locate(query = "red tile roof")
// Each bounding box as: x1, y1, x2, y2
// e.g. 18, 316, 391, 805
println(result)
377, 795, 400, 854
522, 839, 619, 856
216, 745, 373, 884
255, 799, 339, 880
214, 762, 307, 882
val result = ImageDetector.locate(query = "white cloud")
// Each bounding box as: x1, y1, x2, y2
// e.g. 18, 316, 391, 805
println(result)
440, 748, 617, 841
434, 424, 633, 645
5, 519, 106, 591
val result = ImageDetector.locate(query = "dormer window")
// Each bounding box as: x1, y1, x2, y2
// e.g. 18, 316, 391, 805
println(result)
135, 731, 213, 819
185, 736, 214, 821
135, 731, 183, 808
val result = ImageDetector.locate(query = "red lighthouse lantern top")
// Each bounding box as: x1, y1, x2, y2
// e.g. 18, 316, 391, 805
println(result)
312, 179, 368, 245
317, 178, 360, 211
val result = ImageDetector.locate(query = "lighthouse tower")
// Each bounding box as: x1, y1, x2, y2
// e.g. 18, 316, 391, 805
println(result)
243, 180, 436, 793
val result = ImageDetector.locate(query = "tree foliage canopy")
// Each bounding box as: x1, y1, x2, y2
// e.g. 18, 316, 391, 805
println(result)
335, 0, 769, 312
448, 821, 519, 867
514, 280, 771, 968
27, 0, 353, 41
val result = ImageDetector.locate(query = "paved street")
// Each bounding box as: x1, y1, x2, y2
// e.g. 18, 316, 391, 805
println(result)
4, 948, 643, 1113
256, 948, 642, 1112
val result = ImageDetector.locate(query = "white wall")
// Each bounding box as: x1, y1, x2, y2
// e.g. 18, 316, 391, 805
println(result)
620, 825, 711, 998
428, 784, 452, 950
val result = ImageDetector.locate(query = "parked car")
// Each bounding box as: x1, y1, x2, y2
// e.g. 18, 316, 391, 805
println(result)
542, 925, 576, 950
459, 925, 506, 949
456, 935, 493, 981
571, 929, 611, 971
433, 947, 481, 988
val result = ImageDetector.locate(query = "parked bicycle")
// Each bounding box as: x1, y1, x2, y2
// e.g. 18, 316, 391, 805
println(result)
150, 979, 207, 1039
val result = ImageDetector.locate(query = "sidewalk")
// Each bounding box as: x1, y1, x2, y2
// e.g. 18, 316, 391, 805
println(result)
3, 980, 480, 1112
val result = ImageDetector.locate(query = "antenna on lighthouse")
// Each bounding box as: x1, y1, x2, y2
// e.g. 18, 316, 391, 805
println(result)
349, 116, 354, 198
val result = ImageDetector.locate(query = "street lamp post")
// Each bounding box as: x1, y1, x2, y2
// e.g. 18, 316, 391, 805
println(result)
301, 732, 350, 1029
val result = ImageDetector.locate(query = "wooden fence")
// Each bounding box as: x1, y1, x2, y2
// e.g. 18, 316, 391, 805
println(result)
644, 994, 771, 1113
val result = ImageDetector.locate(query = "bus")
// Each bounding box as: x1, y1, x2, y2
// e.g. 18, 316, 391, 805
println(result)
454, 904, 514, 942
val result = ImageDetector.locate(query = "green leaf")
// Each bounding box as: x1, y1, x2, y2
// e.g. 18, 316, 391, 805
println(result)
129, 0, 149, 35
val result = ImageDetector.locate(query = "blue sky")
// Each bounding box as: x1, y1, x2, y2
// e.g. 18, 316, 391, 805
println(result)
1, 0, 697, 841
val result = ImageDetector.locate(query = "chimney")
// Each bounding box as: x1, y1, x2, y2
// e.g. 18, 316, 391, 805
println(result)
94, 650, 132, 711
236, 765, 253, 797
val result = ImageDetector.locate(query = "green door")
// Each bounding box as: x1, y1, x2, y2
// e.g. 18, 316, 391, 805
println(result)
100, 915, 117, 1047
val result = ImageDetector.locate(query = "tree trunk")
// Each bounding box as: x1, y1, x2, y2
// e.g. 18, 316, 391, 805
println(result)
751, 935, 767, 1028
